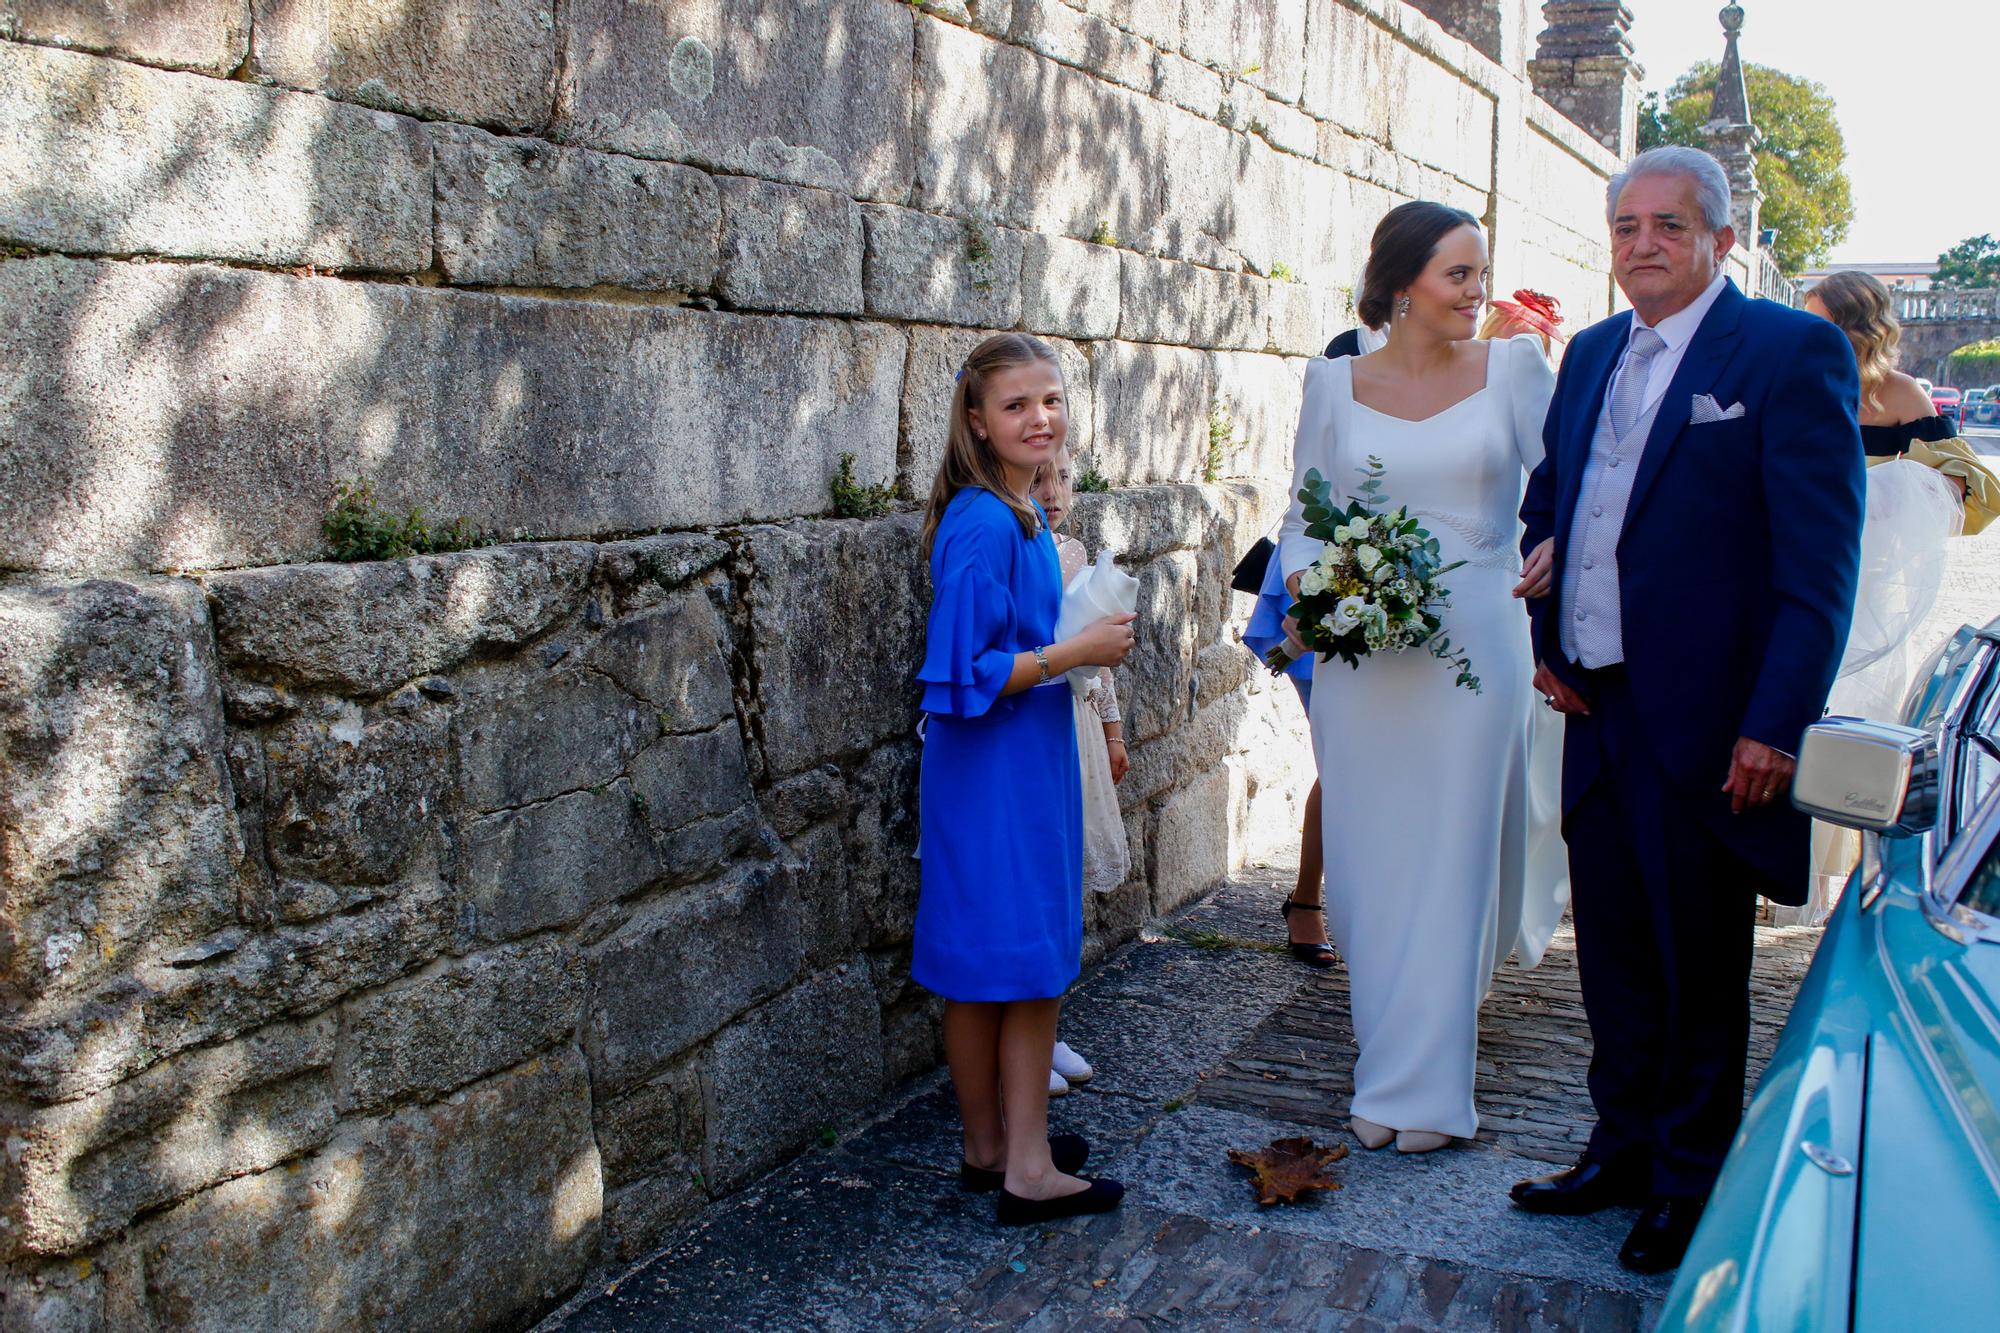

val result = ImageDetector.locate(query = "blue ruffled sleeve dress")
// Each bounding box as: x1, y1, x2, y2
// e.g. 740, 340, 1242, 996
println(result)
913, 488, 1083, 1002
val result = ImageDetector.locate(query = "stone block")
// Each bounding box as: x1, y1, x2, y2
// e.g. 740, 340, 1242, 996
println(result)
251, 0, 558, 132
603, 1172, 708, 1262
628, 723, 755, 842
716, 176, 864, 315
1180, 0, 1309, 107
899, 327, 1093, 499
0, 1254, 105, 1332
1150, 764, 1232, 914
845, 739, 921, 947
557, 0, 914, 201
912, 18, 1157, 241
1090, 340, 1214, 484
1064, 482, 1215, 567
340, 937, 584, 1113
585, 589, 736, 732
862, 205, 1025, 328
1151, 52, 1226, 118
2, 0, 250, 74
1302, 2, 1494, 189
585, 860, 804, 1095
1121, 549, 1198, 743
1020, 234, 1121, 340
595, 533, 732, 615
6, 875, 452, 1104
463, 781, 661, 943
261, 705, 446, 890
743, 516, 929, 779
1268, 277, 1346, 356
1209, 350, 1305, 482
0, 577, 242, 1007
0, 42, 431, 271
703, 965, 885, 1190
1118, 252, 1268, 350
761, 764, 848, 839
132, 1048, 601, 1332
1070, 0, 1179, 47
1008, 0, 1153, 90
593, 1060, 703, 1186
785, 820, 857, 969
1, 260, 907, 572
206, 543, 595, 696
0, 258, 905, 572
454, 667, 653, 812
431, 123, 719, 290
1, 1016, 336, 1260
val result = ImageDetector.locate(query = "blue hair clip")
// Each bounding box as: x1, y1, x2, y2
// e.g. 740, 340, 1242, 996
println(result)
954, 368, 966, 382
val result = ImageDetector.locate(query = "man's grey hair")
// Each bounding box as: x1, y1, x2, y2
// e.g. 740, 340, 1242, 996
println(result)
1605, 146, 1733, 233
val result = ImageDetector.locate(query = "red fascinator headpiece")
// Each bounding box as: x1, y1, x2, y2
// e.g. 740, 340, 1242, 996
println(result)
1490, 289, 1566, 343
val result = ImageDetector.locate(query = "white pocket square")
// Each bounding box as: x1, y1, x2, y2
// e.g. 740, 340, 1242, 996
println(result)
1690, 393, 1746, 424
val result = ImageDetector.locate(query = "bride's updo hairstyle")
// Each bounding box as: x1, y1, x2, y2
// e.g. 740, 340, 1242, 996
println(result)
920, 332, 1065, 557
1356, 201, 1482, 329
1809, 270, 1901, 410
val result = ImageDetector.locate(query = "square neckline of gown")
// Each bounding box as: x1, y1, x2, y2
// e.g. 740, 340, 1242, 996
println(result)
1347, 339, 1498, 425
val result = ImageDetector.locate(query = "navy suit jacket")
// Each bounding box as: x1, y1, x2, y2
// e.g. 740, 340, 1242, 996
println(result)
1519, 280, 1864, 885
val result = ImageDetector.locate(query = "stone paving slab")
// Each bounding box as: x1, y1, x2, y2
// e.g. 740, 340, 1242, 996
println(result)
542, 868, 1815, 1332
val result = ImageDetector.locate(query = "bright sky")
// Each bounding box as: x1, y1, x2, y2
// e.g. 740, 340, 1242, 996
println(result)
1626, 0, 1997, 266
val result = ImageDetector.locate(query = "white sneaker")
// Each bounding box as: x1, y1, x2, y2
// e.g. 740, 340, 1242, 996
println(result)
1052, 1041, 1094, 1084
1048, 1068, 1071, 1097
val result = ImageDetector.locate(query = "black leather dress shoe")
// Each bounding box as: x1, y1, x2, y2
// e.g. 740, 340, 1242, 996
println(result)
960, 1133, 1089, 1193
995, 1176, 1124, 1226
1619, 1195, 1706, 1274
1509, 1157, 1647, 1215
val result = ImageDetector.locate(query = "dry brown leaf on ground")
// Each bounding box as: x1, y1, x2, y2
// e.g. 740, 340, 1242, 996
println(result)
1227, 1136, 1349, 1205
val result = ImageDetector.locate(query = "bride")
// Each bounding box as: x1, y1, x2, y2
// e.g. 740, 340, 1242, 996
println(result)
1278, 202, 1561, 1153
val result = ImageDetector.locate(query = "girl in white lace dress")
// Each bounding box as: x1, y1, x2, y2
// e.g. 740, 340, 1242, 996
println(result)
1033, 446, 1132, 1093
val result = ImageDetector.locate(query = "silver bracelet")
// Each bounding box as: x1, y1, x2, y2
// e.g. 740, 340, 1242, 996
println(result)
1033, 645, 1052, 685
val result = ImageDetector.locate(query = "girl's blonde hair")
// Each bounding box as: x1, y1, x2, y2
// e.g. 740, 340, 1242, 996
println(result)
920, 333, 1064, 557
1811, 271, 1901, 410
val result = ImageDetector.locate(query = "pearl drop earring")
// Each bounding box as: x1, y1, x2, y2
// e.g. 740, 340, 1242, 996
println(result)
1397, 295, 1412, 318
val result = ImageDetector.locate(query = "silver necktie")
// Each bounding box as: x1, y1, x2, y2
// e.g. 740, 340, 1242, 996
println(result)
1608, 327, 1667, 440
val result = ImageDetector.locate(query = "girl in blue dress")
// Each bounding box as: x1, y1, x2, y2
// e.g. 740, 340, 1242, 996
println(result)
915, 333, 1136, 1225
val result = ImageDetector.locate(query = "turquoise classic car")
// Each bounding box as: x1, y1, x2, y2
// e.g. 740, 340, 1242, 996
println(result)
1663, 619, 2000, 1330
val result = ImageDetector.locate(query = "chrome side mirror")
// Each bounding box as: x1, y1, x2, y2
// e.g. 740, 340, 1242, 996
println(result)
1793, 717, 1940, 837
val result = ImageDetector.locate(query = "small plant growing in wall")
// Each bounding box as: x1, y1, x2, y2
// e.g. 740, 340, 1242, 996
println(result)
1205, 401, 1240, 484
1074, 452, 1112, 493
323, 480, 490, 562
1088, 219, 1118, 248
832, 452, 896, 519
1270, 260, 1298, 283
963, 216, 997, 292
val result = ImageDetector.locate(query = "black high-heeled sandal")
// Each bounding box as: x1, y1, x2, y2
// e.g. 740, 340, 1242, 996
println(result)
1280, 899, 1337, 968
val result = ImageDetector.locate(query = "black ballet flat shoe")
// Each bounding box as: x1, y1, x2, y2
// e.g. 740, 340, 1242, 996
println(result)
995, 1176, 1125, 1226
960, 1133, 1090, 1193
1280, 898, 1337, 968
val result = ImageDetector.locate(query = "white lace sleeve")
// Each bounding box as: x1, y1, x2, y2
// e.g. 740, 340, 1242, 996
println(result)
1088, 669, 1121, 722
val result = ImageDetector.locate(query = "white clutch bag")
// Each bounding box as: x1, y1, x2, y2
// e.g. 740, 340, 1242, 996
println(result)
1054, 548, 1139, 695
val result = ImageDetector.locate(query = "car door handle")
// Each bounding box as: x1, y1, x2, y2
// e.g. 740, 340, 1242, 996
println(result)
1801, 1141, 1855, 1176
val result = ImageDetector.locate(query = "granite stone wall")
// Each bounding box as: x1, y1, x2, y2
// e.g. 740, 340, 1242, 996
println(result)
0, 2, 1617, 1326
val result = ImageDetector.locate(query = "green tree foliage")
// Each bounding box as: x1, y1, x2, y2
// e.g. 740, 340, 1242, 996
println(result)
1644, 62, 1852, 276
1935, 235, 2000, 290
1947, 340, 2000, 385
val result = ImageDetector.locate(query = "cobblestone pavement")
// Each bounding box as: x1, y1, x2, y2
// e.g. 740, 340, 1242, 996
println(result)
542, 871, 1818, 1333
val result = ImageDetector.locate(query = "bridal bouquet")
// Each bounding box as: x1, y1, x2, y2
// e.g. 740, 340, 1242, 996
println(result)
1270, 456, 1481, 692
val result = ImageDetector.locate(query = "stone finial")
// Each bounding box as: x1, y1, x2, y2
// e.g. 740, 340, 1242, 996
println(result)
1701, 3, 1763, 242
1528, 2, 1644, 156
1708, 5, 1752, 127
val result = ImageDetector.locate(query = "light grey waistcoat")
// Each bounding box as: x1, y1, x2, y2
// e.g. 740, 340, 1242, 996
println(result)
1559, 386, 1669, 666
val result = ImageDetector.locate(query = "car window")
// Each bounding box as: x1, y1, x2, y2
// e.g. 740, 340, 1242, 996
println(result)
1956, 666, 2000, 838
1960, 814, 2000, 919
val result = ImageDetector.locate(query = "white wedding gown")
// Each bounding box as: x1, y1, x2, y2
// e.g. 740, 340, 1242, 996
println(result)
1278, 335, 1564, 1138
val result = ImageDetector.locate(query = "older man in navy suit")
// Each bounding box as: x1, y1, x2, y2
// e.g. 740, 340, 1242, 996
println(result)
1512, 147, 1864, 1274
